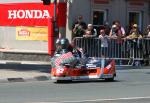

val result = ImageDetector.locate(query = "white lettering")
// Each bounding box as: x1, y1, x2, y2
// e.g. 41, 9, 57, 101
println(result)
34, 10, 42, 18
8, 10, 50, 19
25, 10, 33, 18
42, 10, 50, 18
8, 10, 17, 19
17, 10, 25, 19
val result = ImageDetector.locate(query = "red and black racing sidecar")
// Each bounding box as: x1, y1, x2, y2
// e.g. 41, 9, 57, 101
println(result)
50, 51, 116, 83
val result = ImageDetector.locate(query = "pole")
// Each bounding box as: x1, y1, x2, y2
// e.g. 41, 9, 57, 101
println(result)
48, 0, 58, 55
48, 17, 55, 55
48, 0, 67, 55
53, 0, 58, 36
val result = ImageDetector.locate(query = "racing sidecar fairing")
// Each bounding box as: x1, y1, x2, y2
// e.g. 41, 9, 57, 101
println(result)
51, 54, 116, 82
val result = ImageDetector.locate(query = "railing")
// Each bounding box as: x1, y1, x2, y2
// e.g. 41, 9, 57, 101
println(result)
73, 37, 150, 66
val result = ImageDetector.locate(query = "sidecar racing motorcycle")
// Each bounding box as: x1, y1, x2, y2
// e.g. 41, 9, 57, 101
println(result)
51, 52, 116, 83
50, 38, 116, 83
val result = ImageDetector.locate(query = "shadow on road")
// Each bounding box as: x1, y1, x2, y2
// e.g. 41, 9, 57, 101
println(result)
54, 80, 122, 84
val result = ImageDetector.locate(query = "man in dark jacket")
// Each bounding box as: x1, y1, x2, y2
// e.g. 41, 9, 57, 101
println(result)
72, 15, 87, 38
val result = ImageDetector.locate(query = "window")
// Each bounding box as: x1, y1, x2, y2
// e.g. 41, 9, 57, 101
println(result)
128, 11, 142, 31
93, 10, 107, 32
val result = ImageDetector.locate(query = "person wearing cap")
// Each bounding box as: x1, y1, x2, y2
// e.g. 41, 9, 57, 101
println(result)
72, 15, 87, 38
126, 24, 142, 39
126, 24, 143, 63
83, 24, 97, 38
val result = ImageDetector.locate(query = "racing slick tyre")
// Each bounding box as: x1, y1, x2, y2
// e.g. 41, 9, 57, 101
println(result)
56, 80, 72, 83
105, 73, 116, 81
104, 77, 114, 82
105, 74, 116, 82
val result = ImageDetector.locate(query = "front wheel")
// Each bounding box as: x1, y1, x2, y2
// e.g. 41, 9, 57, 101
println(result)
105, 77, 114, 81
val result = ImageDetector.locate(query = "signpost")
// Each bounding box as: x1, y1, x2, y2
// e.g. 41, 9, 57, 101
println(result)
41, 0, 66, 55
41, 0, 58, 55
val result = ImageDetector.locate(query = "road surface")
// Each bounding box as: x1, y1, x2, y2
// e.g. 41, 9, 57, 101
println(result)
0, 68, 150, 103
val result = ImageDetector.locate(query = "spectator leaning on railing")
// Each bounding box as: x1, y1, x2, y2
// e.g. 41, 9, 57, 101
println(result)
104, 21, 111, 36
99, 29, 109, 57
109, 20, 126, 38
82, 24, 97, 56
126, 24, 142, 39
83, 24, 97, 38
109, 21, 125, 60
125, 24, 143, 64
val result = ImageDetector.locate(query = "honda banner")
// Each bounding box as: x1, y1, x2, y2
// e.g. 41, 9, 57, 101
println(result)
0, 3, 66, 27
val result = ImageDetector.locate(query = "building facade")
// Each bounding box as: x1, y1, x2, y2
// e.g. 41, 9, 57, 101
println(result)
0, 0, 149, 53
0, 0, 48, 52
0, 0, 66, 53
66, 0, 150, 40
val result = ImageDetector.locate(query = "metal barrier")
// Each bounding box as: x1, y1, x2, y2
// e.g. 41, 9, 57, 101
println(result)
73, 37, 150, 66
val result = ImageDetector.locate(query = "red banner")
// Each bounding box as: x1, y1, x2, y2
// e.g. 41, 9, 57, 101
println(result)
0, 3, 66, 27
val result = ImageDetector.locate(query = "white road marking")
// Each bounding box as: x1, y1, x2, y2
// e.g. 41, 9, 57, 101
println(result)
28, 96, 150, 103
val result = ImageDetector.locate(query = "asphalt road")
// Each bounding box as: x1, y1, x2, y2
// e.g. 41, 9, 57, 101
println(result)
1, 68, 150, 103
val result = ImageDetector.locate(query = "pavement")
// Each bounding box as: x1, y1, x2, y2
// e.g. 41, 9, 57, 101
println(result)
0, 60, 51, 83
0, 48, 50, 61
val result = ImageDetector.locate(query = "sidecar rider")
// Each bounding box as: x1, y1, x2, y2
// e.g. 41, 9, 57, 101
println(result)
60, 38, 70, 53
55, 38, 86, 67
56, 38, 82, 57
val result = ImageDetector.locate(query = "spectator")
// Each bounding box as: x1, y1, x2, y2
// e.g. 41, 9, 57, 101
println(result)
109, 20, 126, 38
83, 24, 97, 38
126, 24, 142, 39
99, 29, 109, 57
110, 24, 117, 37
109, 21, 125, 64
72, 15, 87, 38
143, 25, 150, 66
126, 24, 143, 65
126, 22, 134, 36
82, 24, 97, 56
104, 21, 111, 36
109, 20, 125, 53
147, 25, 150, 38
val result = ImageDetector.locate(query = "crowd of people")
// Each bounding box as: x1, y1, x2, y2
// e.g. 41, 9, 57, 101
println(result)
72, 15, 150, 40
71, 15, 150, 65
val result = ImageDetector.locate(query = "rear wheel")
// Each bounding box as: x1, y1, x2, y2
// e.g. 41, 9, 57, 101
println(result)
56, 80, 72, 83
105, 77, 114, 81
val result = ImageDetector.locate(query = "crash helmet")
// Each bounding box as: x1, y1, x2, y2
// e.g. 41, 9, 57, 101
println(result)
60, 38, 69, 49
